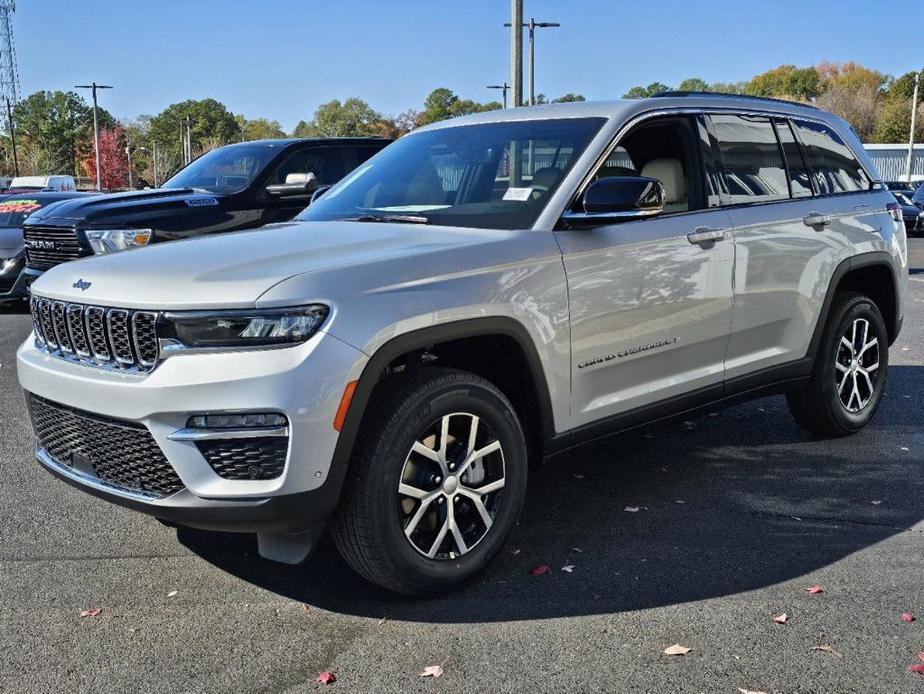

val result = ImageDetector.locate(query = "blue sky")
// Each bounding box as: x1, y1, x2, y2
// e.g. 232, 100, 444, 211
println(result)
17, 1, 924, 131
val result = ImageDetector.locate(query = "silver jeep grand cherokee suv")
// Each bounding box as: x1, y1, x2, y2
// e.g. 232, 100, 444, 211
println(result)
17, 94, 908, 595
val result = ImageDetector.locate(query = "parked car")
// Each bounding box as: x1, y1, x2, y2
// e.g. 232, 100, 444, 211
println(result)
18, 94, 907, 595
20, 138, 390, 282
7, 175, 78, 193
0, 192, 89, 311
893, 191, 923, 236
882, 180, 913, 193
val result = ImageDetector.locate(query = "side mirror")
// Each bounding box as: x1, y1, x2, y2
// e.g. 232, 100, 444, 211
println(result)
266, 172, 319, 198
561, 176, 664, 227
309, 185, 332, 205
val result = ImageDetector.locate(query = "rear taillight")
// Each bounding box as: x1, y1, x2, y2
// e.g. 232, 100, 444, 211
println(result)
887, 202, 903, 222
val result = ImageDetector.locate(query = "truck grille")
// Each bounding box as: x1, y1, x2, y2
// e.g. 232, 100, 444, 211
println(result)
30, 295, 159, 372
23, 224, 88, 270
28, 394, 184, 499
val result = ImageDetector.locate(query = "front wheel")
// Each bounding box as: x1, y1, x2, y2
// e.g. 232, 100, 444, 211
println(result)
786, 292, 888, 437
331, 368, 528, 596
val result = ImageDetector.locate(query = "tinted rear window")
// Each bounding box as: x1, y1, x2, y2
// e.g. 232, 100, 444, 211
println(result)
711, 114, 789, 204
792, 120, 869, 194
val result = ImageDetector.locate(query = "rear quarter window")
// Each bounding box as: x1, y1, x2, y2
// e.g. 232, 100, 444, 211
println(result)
792, 120, 870, 195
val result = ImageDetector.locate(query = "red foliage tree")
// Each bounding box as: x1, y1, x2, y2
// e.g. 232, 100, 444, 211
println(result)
81, 125, 128, 190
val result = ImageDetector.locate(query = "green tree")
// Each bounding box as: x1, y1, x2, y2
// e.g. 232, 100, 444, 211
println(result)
621, 82, 671, 99
677, 77, 709, 92
292, 119, 322, 137
238, 116, 286, 141
552, 93, 586, 103
746, 65, 820, 100
310, 98, 381, 137
12, 90, 111, 176
418, 88, 500, 125
148, 98, 239, 160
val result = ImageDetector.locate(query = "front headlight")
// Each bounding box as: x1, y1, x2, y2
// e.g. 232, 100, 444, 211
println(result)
159, 305, 329, 350
85, 229, 153, 254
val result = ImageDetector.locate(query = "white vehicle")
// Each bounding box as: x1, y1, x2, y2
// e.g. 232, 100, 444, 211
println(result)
8, 175, 77, 192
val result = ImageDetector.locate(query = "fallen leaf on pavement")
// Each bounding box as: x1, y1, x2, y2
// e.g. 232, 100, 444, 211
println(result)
79, 608, 102, 618
901, 447, 910, 452
871, 500, 883, 505
811, 645, 842, 658
805, 585, 824, 594
918, 652, 924, 662
909, 664, 924, 674
773, 613, 789, 625
167, 590, 178, 598
419, 665, 444, 678
738, 689, 768, 694
561, 565, 575, 573
902, 612, 915, 622
569, 547, 583, 553
316, 671, 336, 684
572, 473, 585, 480
624, 506, 640, 512
530, 564, 551, 576
663, 644, 692, 656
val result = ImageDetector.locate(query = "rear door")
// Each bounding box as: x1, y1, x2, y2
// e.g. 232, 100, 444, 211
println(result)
711, 113, 869, 381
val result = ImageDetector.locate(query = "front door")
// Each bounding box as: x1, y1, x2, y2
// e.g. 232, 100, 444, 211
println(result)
556, 114, 735, 429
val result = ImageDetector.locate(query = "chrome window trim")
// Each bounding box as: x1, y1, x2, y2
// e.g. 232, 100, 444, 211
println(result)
553, 106, 881, 225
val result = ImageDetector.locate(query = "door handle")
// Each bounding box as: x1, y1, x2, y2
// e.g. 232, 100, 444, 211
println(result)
803, 212, 832, 230
687, 227, 727, 245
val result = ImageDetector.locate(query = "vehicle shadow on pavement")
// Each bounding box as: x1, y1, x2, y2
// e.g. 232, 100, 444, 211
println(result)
178, 365, 924, 623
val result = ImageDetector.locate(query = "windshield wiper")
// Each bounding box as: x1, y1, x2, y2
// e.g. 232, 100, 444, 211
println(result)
338, 214, 430, 225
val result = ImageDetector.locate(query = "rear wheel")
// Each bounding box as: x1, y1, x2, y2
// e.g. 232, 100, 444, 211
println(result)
331, 368, 527, 596
786, 292, 888, 436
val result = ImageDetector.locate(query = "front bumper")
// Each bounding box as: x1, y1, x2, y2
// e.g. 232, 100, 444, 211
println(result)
17, 330, 367, 532
0, 257, 30, 310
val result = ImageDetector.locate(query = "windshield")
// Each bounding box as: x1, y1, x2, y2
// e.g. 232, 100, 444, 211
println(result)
298, 118, 605, 230
162, 144, 279, 194
0, 197, 44, 227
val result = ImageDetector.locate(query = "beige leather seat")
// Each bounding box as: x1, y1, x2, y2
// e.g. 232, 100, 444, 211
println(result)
640, 158, 687, 213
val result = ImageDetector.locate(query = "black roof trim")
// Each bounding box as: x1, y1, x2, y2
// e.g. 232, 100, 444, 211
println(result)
652, 91, 819, 111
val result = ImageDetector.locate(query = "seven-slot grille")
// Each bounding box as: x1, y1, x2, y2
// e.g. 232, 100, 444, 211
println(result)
28, 394, 184, 498
30, 295, 159, 371
23, 225, 88, 270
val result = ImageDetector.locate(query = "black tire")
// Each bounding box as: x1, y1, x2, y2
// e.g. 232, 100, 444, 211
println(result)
331, 367, 528, 596
786, 292, 888, 437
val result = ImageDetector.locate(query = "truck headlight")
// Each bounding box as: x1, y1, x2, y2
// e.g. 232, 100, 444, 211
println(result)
85, 229, 153, 254
159, 305, 329, 350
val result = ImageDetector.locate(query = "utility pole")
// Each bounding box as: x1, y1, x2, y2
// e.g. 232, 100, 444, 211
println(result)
152, 141, 158, 187
509, 0, 523, 109
75, 82, 113, 191
125, 140, 133, 189
5, 96, 17, 176
505, 17, 560, 106
185, 115, 193, 163
906, 71, 920, 183
487, 83, 510, 109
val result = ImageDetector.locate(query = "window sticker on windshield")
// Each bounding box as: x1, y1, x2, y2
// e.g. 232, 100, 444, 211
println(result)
503, 187, 533, 201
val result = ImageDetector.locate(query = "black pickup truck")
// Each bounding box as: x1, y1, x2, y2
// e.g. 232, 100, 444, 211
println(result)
22, 137, 389, 280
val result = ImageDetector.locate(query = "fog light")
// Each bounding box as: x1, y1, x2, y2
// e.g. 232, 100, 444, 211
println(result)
188, 413, 287, 429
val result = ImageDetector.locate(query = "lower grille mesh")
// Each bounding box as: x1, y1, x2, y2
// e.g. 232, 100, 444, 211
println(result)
197, 437, 288, 480
29, 395, 184, 498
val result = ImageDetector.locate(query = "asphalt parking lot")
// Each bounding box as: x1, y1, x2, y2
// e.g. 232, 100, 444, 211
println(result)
1, 240, 922, 694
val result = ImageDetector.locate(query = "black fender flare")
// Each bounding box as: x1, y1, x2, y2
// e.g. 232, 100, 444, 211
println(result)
806, 250, 901, 359
330, 317, 557, 470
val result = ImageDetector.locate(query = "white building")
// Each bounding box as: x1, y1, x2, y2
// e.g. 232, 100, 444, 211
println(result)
863, 143, 924, 182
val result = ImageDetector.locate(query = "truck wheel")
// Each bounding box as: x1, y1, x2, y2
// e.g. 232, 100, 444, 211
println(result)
786, 292, 888, 437
331, 367, 527, 596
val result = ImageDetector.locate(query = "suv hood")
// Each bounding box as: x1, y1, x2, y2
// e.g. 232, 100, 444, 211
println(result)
25, 187, 219, 226
29, 221, 512, 310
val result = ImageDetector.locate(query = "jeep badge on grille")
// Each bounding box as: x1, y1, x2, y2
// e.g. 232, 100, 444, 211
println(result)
73, 279, 91, 291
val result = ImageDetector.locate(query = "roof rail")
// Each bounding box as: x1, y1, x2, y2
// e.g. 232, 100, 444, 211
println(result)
652, 91, 819, 110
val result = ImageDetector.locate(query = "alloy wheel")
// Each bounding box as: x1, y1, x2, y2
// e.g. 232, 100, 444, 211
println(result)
397, 412, 506, 560
834, 317, 880, 413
